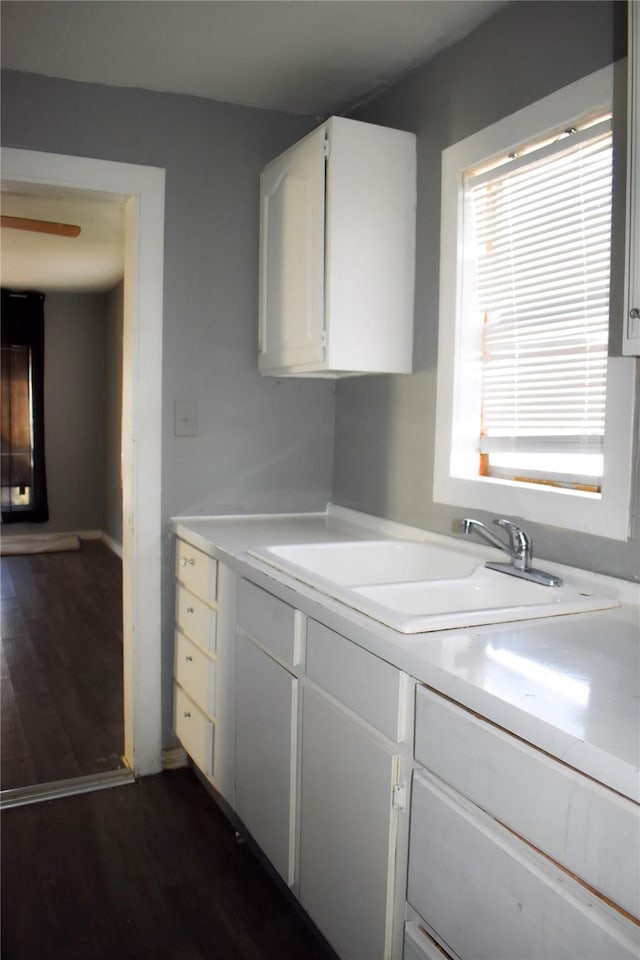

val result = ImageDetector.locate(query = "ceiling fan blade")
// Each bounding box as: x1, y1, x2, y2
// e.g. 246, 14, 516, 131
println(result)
0, 215, 81, 238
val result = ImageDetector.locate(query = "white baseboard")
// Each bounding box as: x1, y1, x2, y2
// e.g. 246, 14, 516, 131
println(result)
162, 745, 189, 770
76, 530, 123, 558
0, 531, 81, 555
0, 528, 123, 559
100, 531, 123, 558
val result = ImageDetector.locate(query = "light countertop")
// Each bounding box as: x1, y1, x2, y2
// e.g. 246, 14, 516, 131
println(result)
171, 507, 640, 804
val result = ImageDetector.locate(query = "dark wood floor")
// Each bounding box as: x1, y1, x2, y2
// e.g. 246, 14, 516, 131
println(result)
0, 540, 125, 790
1, 767, 335, 960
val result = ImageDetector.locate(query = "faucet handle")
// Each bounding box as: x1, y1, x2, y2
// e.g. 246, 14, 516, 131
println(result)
494, 519, 532, 568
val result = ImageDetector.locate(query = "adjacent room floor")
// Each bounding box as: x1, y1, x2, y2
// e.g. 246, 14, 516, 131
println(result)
0, 540, 125, 790
1, 767, 335, 960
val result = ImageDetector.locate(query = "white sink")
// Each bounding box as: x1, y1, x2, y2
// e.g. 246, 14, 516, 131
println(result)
351, 569, 620, 633
249, 539, 478, 587
249, 539, 619, 633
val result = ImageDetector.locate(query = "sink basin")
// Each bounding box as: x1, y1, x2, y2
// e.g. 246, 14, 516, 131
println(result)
249, 539, 478, 587
249, 539, 619, 633
350, 569, 619, 633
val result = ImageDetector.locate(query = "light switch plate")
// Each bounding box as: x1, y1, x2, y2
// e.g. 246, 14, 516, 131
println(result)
175, 400, 197, 436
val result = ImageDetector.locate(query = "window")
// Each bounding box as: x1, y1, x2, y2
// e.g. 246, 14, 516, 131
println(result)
470, 117, 611, 492
1, 343, 34, 507
1, 289, 49, 523
434, 65, 636, 540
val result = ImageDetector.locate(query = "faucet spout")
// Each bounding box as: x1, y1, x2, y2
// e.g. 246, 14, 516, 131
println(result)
462, 518, 515, 558
461, 517, 562, 587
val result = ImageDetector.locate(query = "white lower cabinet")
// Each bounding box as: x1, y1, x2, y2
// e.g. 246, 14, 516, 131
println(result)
175, 549, 639, 960
298, 685, 401, 960
173, 539, 219, 783
408, 685, 640, 960
234, 632, 298, 886
173, 537, 639, 960
414, 685, 640, 917
232, 590, 408, 959
408, 770, 639, 960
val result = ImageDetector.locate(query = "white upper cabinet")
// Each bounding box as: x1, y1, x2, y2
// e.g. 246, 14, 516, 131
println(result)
259, 116, 417, 377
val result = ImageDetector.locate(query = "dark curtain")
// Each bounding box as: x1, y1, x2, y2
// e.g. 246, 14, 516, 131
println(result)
1, 288, 49, 523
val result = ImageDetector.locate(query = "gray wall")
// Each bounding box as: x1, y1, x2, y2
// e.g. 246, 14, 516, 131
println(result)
1, 73, 335, 741
5, 292, 109, 535
335, 0, 639, 581
104, 281, 123, 549
1, 72, 335, 523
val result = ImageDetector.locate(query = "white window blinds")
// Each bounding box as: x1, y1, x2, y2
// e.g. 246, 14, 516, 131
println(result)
465, 117, 612, 490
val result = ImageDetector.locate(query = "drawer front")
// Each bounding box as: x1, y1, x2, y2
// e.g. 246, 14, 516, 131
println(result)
415, 685, 640, 918
404, 923, 457, 960
306, 619, 403, 740
408, 771, 640, 960
175, 632, 216, 719
176, 585, 217, 654
174, 686, 214, 777
236, 579, 299, 667
176, 539, 217, 603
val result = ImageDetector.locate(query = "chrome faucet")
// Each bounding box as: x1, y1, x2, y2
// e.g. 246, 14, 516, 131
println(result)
462, 518, 532, 570
462, 518, 562, 587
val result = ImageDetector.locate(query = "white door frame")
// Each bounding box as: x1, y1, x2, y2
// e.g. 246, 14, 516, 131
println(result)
1, 147, 165, 776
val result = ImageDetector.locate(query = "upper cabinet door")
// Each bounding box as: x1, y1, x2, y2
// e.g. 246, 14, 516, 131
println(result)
258, 125, 326, 372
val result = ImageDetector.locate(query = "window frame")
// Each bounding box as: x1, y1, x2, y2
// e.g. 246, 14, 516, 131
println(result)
433, 64, 636, 541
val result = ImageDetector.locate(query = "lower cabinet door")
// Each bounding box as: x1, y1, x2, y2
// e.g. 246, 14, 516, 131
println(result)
234, 633, 297, 886
298, 686, 399, 960
408, 771, 640, 960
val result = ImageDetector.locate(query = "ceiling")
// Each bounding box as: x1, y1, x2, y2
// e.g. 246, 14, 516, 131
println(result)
2, 1, 506, 116
1, 191, 126, 293
0, 0, 506, 292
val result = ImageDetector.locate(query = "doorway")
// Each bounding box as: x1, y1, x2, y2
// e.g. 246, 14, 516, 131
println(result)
0, 148, 165, 801
1, 539, 126, 795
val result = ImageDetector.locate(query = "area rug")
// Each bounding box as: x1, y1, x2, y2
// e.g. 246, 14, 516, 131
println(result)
0, 533, 81, 556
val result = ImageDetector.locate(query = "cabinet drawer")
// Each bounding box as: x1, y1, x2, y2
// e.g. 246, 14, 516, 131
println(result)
174, 685, 214, 777
175, 632, 216, 719
176, 585, 217, 654
408, 771, 640, 960
306, 619, 403, 740
236, 579, 299, 667
404, 923, 457, 960
415, 686, 640, 918
176, 539, 217, 603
